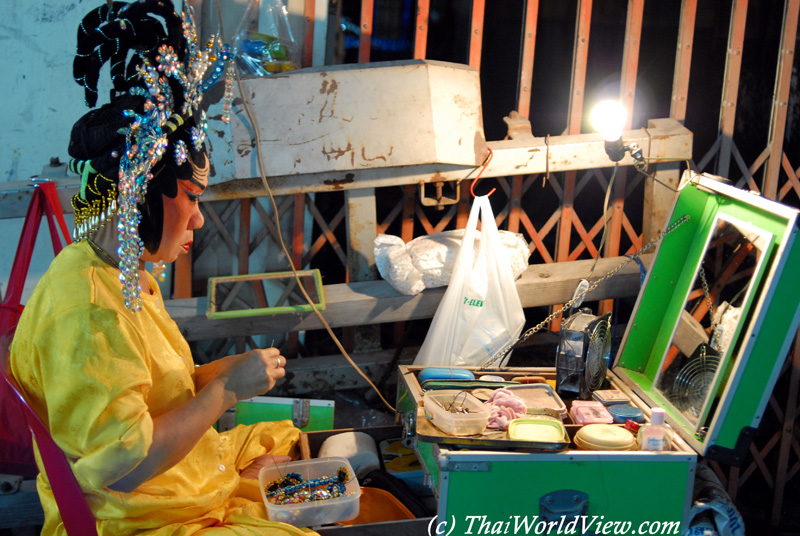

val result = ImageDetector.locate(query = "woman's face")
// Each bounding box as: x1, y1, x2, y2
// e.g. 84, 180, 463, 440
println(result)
143, 154, 208, 264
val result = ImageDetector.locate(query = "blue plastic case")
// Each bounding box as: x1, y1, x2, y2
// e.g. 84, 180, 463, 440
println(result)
417, 367, 475, 383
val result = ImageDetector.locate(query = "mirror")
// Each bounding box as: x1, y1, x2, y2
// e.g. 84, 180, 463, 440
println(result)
653, 214, 772, 433
207, 270, 325, 319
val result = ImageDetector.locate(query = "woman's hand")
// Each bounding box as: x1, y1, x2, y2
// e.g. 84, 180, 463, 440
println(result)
210, 348, 286, 405
240, 454, 293, 480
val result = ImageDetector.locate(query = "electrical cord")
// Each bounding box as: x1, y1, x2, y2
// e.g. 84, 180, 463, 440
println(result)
587, 163, 618, 279
588, 157, 691, 280
213, 1, 395, 413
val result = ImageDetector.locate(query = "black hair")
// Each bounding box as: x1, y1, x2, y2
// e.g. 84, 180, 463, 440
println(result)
69, 0, 206, 253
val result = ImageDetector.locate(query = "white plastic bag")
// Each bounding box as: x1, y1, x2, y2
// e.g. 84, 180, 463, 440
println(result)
374, 229, 529, 296
413, 196, 525, 367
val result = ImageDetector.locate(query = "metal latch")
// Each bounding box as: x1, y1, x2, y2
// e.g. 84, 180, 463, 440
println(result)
503, 111, 535, 141
402, 410, 417, 449
419, 179, 461, 209
539, 489, 588, 522
292, 399, 310, 428
440, 460, 490, 472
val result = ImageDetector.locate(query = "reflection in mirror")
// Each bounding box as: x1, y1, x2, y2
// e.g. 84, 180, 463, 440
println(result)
654, 215, 771, 434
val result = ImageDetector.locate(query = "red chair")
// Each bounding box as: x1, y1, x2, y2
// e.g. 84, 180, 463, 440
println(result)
1, 180, 71, 477
1, 328, 99, 536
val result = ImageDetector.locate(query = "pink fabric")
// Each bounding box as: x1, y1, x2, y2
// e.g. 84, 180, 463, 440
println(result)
485, 388, 527, 430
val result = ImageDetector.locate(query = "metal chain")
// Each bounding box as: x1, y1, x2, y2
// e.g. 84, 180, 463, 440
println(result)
479, 214, 691, 369
698, 267, 721, 350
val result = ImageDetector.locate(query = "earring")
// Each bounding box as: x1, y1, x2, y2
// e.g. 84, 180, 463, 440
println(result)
152, 261, 167, 282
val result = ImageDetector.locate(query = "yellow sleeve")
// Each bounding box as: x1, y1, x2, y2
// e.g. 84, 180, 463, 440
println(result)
31, 302, 155, 490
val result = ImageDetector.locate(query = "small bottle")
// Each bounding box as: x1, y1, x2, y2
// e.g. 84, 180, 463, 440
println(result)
638, 407, 673, 452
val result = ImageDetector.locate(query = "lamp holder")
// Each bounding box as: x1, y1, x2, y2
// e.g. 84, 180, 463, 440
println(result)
603, 139, 647, 170
604, 138, 626, 162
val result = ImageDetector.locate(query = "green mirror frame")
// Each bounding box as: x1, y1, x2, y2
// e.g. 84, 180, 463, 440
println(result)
614, 172, 800, 461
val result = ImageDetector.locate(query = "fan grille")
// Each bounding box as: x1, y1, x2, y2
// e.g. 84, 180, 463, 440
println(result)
667, 346, 721, 414
555, 310, 612, 399
584, 314, 612, 392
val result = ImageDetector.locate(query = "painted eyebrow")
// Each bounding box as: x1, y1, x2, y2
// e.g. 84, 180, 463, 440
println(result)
180, 184, 203, 201
186, 175, 207, 191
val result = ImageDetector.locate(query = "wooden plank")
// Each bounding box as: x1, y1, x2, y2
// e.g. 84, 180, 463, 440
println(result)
413, 0, 430, 59
167, 254, 652, 341
517, 0, 539, 118
344, 187, 381, 351
717, 0, 748, 178
469, 0, 486, 70
602, 0, 644, 316
670, 0, 697, 122
763, 0, 799, 200
567, 0, 592, 136
0, 120, 693, 219
771, 332, 800, 524
620, 0, 644, 116
302, 0, 316, 68
556, 0, 593, 327
358, 0, 373, 63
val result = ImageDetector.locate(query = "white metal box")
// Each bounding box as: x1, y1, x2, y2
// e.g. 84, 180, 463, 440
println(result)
232, 60, 488, 178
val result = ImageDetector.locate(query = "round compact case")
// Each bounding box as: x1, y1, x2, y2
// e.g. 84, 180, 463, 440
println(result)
574, 424, 637, 451
607, 404, 645, 424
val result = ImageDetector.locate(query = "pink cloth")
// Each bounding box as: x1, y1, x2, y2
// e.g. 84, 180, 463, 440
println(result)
485, 388, 527, 430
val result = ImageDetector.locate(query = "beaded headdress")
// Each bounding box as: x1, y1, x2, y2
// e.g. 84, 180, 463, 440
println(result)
68, 0, 234, 311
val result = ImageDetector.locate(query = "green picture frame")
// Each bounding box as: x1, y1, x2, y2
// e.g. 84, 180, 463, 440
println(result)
206, 269, 326, 320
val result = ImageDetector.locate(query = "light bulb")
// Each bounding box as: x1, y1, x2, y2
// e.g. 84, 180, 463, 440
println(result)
591, 100, 626, 142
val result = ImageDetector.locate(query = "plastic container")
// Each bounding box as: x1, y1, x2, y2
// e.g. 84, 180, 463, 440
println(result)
423, 390, 490, 436
607, 404, 645, 424
507, 384, 568, 421
508, 418, 569, 444
574, 424, 637, 451
417, 367, 475, 383
569, 400, 614, 425
592, 389, 632, 406
259, 457, 361, 526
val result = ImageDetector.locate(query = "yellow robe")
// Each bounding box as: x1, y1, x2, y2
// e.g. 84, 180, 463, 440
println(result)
9, 241, 317, 536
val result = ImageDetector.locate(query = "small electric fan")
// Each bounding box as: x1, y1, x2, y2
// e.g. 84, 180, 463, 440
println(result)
555, 309, 613, 399
666, 344, 721, 416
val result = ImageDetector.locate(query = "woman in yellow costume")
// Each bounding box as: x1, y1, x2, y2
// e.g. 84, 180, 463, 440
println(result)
8, 2, 318, 535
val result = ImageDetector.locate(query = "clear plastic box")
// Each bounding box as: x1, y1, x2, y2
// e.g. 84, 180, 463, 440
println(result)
423, 390, 490, 436
569, 400, 614, 425
258, 457, 361, 526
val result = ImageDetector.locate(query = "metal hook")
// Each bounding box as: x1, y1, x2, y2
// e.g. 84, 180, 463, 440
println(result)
470, 147, 495, 197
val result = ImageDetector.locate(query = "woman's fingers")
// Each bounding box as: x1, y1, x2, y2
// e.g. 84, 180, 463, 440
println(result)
224, 348, 287, 401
